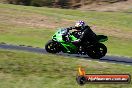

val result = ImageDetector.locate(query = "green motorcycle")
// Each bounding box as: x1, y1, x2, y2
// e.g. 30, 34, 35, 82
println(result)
45, 28, 108, 59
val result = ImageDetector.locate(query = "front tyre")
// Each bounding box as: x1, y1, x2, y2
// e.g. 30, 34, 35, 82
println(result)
45, 40, 61, 53
87, 43, 107, 59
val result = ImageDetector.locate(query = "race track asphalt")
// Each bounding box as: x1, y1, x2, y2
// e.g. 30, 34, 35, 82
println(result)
0, 44, 132, 65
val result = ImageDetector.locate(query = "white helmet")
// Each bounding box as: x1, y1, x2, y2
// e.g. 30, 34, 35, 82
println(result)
75, 21, 85, 30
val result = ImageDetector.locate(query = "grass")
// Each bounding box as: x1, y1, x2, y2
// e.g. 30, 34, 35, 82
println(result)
0, 49, 132, 88
0, 3, 132, 57
0, 24, 54, 47
105, 37, 132, 57
124, 8, 132, 12
0, 3, 132, 31
0, 4, 132, 88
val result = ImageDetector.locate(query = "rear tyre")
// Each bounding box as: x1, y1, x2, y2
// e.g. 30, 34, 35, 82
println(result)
45, 40, 61, 53
87, 43, 107, 59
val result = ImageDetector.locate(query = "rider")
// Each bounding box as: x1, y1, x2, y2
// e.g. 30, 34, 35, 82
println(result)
66, 21, 98, 44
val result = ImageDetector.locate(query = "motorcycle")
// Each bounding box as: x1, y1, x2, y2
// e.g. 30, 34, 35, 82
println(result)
45, 28, 108, 59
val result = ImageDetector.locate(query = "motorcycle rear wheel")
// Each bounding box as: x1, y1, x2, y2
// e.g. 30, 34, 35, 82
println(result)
87, 43, 107, 59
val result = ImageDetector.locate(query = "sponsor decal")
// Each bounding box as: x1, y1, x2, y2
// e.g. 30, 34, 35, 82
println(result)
76, 66, 131, 85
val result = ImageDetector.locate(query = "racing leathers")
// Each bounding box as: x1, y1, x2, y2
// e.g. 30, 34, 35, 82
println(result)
66, 25, 98, 44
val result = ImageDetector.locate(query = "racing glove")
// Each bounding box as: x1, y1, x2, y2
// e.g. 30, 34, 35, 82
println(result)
71, 39, 81, 43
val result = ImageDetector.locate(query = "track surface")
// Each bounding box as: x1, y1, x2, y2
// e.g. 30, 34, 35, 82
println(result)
0, 44, 132, 65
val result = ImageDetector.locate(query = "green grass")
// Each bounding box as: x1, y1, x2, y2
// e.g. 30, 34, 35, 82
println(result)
105, 37, 132, 57
0, 3, 132, 31
0, 3, 132, 57
0, 49, 132, 88
124, 8, 132, 12
0, 4, 132, 88
0, 23, 54, 47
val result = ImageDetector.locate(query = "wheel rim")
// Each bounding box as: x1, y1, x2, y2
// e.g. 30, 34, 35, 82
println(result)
47, 42, 58, 51
94, 47, 105, 56
87, 44, 107, 59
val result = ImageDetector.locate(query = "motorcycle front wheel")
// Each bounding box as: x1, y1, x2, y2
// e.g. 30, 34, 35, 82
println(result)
45, 40, 61, 53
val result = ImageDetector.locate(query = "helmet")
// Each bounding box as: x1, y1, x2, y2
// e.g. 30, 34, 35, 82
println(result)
75, 21, 85, 30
